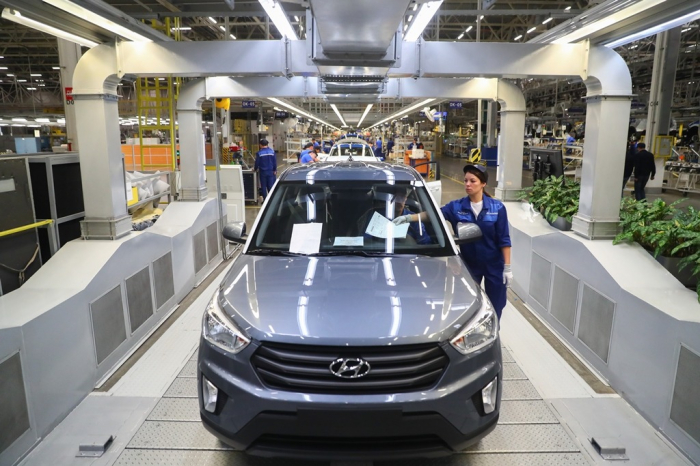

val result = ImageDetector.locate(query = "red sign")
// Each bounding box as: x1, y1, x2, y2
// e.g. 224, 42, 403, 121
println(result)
65, 87, 73, 102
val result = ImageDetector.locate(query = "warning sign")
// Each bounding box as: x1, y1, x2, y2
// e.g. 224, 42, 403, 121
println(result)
65, 87, 73, 105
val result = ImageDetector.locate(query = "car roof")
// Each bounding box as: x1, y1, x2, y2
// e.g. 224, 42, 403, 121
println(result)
280, 161, 422, 182
335, 137, 371, 146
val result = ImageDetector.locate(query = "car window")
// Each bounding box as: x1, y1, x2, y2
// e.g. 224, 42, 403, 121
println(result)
249, 180, 452, 256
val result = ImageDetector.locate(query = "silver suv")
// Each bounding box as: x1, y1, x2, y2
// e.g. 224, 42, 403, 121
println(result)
198, 161, 502, 460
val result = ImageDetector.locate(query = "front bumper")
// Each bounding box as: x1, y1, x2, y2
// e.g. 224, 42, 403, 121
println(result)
198, 339, 502, 460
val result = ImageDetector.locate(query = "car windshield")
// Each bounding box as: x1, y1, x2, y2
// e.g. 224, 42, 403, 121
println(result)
248, 180, 452, 256
330, 144, 371, 157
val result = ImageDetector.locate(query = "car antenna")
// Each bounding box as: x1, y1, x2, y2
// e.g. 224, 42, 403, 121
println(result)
347, 154, 354, 161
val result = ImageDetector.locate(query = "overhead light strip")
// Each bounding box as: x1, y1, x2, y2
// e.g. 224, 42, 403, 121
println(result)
42, 0, 153, 42
553, 0, 668, 44
1, 9, 99, 48
357, 104, 373, 128
605, 7, 700, 48
404, 1, 443, 42
268, 97, 339, 130
258, 0, 298, 40
329, 103, 347, 127
368, 99, 436, 129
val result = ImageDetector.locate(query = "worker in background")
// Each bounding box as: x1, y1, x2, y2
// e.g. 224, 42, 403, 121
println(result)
408, 137, 424, 150
386, 137, 395, 155
622, 141, 636, 197
299, 142, 318, 163
566, 131, 576, 145
254, 139, 277, 200
632, 142, 656, 201
311, 138, 320, 151
394, 164, 511, 321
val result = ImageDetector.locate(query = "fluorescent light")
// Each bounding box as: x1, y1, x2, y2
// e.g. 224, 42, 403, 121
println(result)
606, 8, 700, 48
0, 67, 6, 70
514, 35, 522, 40
52, 66, 60, 70
30, 73, 42, 77
555, 0, 668, 45
208, 17, 217, 24
330, 103, 347, 127
294, 16, 299, 21
219, 25, 225, 31
543, 17, 553, 24
1, 8, 98, 48
369, 98, 435, 129
268, 97, 339, 130
36, 118, 50, 123
230, 34, 236, 39
682, 28, 692, 33
12, 124, 26, 127
466, 25, 473, 32
357, 104, 373, 128
18, 79, 27, 82
38, 84, 46, 86
171, 26, 191, 31
408, 15, 413, 22
7, 74, 14, 77
43, 0, 152, 42
564, 6, 571, 10
258, 0, 298, 40
27, 88, 37, 91
12, 118, 27, 122
404, 0, 443, 42
527, 27, 536, 33
458, 33, 464, 39
413, 3, 418, 11
479, 15, 484, 20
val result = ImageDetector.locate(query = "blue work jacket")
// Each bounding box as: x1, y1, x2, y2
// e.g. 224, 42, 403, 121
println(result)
441, 196, 511, 270
254, 147, 276, 172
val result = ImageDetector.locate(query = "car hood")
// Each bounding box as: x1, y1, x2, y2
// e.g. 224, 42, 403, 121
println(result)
218, 254, 482, 345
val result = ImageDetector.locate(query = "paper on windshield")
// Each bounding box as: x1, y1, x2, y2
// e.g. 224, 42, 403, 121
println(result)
333, 237, 364, 246
289, 223, 323, 254
364, 211, 409, 239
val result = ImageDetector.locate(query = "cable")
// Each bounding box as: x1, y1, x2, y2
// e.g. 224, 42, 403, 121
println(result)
0, 244, 40, 286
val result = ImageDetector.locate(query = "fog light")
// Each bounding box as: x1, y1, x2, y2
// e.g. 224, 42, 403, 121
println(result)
482, 376, 498, 414
202, 377, 218, 413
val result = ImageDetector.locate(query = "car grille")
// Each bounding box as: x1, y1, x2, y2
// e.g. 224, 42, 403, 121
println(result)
252, 434, 450, 456
251, 342, 448, 394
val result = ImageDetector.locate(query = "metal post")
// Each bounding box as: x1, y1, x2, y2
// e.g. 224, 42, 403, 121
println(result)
56, 38, 82, 151
476, 0, 482, 152
211, 100, 226, 260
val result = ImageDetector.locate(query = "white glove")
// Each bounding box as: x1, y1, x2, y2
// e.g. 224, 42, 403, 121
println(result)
503, 264, 513, 288
392, 215, 412, 225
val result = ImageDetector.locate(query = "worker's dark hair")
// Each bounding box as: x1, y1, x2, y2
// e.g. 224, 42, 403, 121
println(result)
260, 139, 269, 146
303, 142, 314, 149
637, 142, 646, 149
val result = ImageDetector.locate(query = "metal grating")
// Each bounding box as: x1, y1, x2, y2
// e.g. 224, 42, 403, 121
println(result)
127, 421, 233, 450
90, 285, 127, 365
125, 266, 154, 333
502, 380, 542, 400
153, 252, 174, 310
670, 345, 700, 445
178, 360, 197, 378
503, 363, 528, 380
193, 230, 207, 273
498, 400, 558, 425
466, 424, 579, 453
501, 348, 515, 363
529, 253, 552, 309
147, 398, 200, 422
206, 221, 219, 262
550, 266, 579, 333
0, 353, 30, 455
163, 378, 197, 398
577, 284, 615, 363
189, 350, 199, 361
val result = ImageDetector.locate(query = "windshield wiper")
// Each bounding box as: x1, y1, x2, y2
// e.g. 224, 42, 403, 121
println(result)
247, 249, 307, 257
315, 250, 393, 257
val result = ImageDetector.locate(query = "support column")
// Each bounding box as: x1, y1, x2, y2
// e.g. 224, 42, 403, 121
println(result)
495, 109, 526, 201
486, 100, 498, 147
572, 95, 632, 240
178, 108, 208, 201
646, 27, 682, 193
56, 39, 81, 151
75, 80, 132, 240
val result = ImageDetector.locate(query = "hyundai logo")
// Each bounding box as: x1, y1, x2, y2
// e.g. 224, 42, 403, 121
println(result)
329, 358, 371, 379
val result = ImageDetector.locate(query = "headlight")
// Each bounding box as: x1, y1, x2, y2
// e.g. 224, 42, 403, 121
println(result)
202, 294, 250, 354
450, 291, 498, 355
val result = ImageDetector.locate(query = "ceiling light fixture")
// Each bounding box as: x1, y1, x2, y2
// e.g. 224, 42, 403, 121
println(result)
258, 0, 298, 40
555, 0, 668, 45
0, 67, 7, 70
408, 14, 413, 22
208, 17, 217, 24
357, 104, 373, 128
52, 66, 60, 70
42, 0, 153, 42
458, 33, 464, 39
479, 15, 484, 20
330, 104, 347, 127
404, 0, 443, 42
268, 97, 338, 130
564, 6, 571, 11
230, 34, 236, 39
466, 25, 473, 33
30, 73, 42, 77
514, 34, 522, 40
527, 27, 536, 33
413, 3, 418, 11
1, 9, 98, 48
681, 27, 692, 33
605, 8, 700, 48
171, 26, 191, 31
543, 17, 553, 24
219, 25, 225, 31
368, 98, 436, 129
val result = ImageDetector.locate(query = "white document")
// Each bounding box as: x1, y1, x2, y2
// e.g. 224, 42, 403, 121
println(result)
364, 212, 409, 239
289, 223, 323, 254
333, 237, 364, 247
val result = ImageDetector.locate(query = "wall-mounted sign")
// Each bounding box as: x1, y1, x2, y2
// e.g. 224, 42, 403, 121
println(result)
242, 100, 256, 108
449, 101, 462, 109
65, 87, 73, 105
275, 111, 289, 119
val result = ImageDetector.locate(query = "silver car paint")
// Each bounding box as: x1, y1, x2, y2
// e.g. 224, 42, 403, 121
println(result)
218, 254, 481, 346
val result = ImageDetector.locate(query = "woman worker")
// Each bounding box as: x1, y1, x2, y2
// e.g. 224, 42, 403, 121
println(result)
393, 164, 512, 320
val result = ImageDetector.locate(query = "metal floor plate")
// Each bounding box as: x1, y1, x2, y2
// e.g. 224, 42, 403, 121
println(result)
501, 348, 515, 363
466, 424, 580, 453
148, 398, 200, 422
502, 362, 527, 380
113, 449, 325, 465
164, 378, 198, 398
499, 400, 559, 424
127, 421, 233, 450
502, 380, 542, 400
179, 360, 197, 378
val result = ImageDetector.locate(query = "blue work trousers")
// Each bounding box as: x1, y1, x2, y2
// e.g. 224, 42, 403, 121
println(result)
259, 171, 276, 199
634, 176, 650, 201
466, 263, 507, 320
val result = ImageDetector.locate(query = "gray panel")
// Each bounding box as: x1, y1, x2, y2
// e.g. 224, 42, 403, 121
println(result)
577, 284, 615, 364
148, 398, 200, 422
126, 267, 154, 333
529, 252, 551, 309
127, 421, 233, 450
206, 221, 219, 262
163, 378, 197, 398
499, 400, 558, 425
91, 285, 127, 365
550, 266, 579, 333
0, 353, 30, 455
466, 424, 579, 453
670, 346, 700, 445
153, 252, 175, 310
193, 230, 207, 273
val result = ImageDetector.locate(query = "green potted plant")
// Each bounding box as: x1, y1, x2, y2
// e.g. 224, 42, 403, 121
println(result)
518, 176, 580, 231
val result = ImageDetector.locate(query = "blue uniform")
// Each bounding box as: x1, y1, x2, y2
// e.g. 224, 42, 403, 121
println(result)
300, 151, 315, 164
386, 140, 395, 153
254, 147, 277, 199
441, 196, 511, 318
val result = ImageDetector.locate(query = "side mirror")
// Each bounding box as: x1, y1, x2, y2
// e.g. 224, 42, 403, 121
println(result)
454, 222, 482, 245
222, 221, 247, 244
